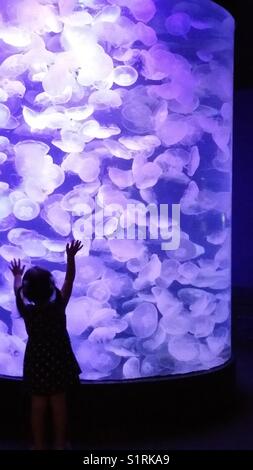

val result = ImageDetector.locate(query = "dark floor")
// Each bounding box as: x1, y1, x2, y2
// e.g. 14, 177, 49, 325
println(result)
0, 313, 253, 451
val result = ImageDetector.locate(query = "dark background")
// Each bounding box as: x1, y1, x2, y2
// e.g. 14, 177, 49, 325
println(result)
215, 1, 253, 288
217, 0, 253, 90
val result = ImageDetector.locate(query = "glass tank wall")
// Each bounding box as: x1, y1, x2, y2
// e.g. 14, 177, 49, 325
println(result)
0, 0, 234, 380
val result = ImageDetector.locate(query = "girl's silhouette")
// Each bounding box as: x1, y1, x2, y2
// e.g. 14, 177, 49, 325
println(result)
9, 240, 83, 450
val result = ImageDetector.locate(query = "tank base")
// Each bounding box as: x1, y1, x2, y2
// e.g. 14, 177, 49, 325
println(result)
0, 360, 235, 445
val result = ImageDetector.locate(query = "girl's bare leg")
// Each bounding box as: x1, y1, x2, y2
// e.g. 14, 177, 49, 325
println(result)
49, 392, 67, 450
31, 395, 48, 450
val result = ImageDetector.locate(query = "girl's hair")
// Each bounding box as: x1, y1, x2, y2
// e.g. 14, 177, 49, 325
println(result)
21, 267, 56, 304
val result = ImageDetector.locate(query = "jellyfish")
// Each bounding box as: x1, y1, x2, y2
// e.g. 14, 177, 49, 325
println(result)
166, 234, 205, 262
59, 0, 81, 17
0, 103, 11, 127
103, 139, 133, 160
0, 332, 26, 361
93, 124, 121, 139
13, 198, 40, 221
87, 280, 111, 303
108, 168, 133, 189
198, 344, 216, 365
122, 102, 153, 134
71, 216, 93, 242
142, 324, 166, 352
0, 244, 25, 262
21, 239, 47, 258
130, 302, 158, 339
104, 337, 135, 357
91, 347, 121, 373
23, 179, 47, 203
103, 216, 120, 237
88, 89, 122, 109
186, 146, 200, 177
76, 340, 121, 373
97, 184, 128, 210
42, 63, 75, 97
65, 104, 94, 121
0, 195, 12, 219
108, 239, 145, 263
66, 297, 93, 336
88, 327, 116, 343
206, 327, 229, 355
0, 353, 20, 376
61, 186, 94, 215
140, 356, 161, 377
206, 229, 229, 245
0, 182, 9, 193
0, 214, 16, 232
14, 140, 49, 177
94, 5, 121, 24
152, 287, 183, 316
0, 136, 9, 150
135, 22, 157, 46
0, 54, 28, 78
77, 48, 113, 86
0, 287, 16, 312
178, 287, 215, 307
103, 269, 133, 298
51, 270, 65, 289
119, 135, 160, 151
177, 262, 200, 284
159, 259, 180, 286
113, 66, 138, 87
0, 320, 8, 334
7, 228, 39, 246
53, 132, 86, 153
160, 314, 191, 336
11, 316, 27, 341
141, 46, 176, 81
41, 196, 71, 236
126, 254, 149, 274
89, 308, 117, 328
81, 120, 101, 141
189, 294, 216, 319
133, 162, 162, 190
213, 300, 230, 324
156, 115, 189, 146
168, 335, 199, 362
127, 0, 156, 23
155, 148, 190, 184
0, 89, 8, 101
165, 13, 192, 37
1, 78, 26, 99
189, 316, 215, 338
105, 318, 128, 334
0, 27, 31, 48
79, 156, 100, 183
123, 357, 140, 379
134, 254, 161, 289
75, 255, 105, 284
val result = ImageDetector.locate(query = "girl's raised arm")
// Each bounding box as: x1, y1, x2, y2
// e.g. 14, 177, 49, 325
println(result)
61, 240, 83, 306
9, 259, 25, 295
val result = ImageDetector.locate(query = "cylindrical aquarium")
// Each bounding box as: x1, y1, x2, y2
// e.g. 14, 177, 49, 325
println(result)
0, 0, 234, 381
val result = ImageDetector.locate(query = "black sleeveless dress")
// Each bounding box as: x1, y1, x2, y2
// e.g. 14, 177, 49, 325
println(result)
16, 289, 81, 395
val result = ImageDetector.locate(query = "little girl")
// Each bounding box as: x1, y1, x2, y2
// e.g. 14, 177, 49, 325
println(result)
9, 240, 83, 450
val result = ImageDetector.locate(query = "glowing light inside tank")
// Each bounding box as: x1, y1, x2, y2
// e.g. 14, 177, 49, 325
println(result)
0, 0, 234, 380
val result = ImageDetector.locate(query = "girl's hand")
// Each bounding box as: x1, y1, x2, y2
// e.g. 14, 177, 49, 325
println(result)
66, 240, 83, 258
9, 259, 25, 277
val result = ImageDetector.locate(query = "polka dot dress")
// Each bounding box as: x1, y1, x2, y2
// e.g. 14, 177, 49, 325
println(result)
17, 290, 81, 395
